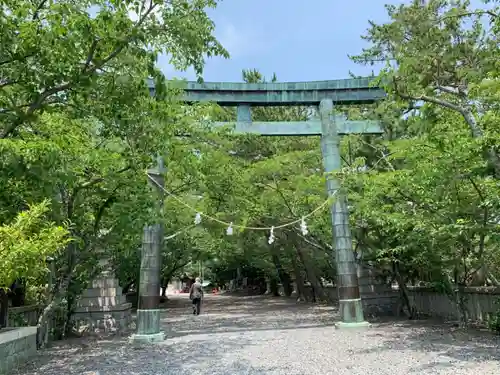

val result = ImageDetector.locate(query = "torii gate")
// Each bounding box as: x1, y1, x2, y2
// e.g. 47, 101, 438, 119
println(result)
132, 78, 385, 342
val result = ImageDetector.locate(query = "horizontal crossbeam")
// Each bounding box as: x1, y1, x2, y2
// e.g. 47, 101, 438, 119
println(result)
210, 120, 382, 136
148, 77, 386, 106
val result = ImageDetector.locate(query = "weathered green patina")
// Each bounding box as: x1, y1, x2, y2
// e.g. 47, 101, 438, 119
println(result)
149, 77, 385, 105
319, 99, 370, 327
143, 77, 384, 328
130, 161, 166, 344
211, 119, 382, 136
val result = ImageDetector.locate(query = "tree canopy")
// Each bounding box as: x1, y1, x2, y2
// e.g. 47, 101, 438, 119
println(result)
1, 0, 500, 336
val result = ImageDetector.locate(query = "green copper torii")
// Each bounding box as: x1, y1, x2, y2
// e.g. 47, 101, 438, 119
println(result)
144, 77, 384, 329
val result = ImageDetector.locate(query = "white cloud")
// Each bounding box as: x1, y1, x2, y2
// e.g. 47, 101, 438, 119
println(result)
216, 22, 268, 58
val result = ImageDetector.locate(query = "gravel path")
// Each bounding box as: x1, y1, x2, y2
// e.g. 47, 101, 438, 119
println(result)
14, 294, 500, 375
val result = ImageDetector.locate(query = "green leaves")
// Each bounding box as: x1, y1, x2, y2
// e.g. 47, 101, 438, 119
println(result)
342, 0, 500, 289
0, 0, 232, 310
352, 0, 499, 142
0, 201, 69, 289
0, 0, 229, 137
343, 122, 500, 283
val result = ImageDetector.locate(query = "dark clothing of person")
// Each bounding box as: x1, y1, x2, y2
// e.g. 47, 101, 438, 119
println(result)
189, 281, 203, 315
192, 297, 201, 315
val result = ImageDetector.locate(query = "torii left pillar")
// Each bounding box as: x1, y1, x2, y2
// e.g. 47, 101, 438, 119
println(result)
130, 160, 165, 343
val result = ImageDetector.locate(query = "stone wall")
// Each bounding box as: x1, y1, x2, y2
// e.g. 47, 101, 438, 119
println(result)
303, 283, 500, 323
0, 327, 37, 375
303, 285, 400, 316
407, 286, 500, 322
7, 278, 133, 336
302, 266, 400, 317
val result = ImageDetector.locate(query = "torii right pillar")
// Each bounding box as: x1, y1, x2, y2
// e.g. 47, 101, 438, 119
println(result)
319, 98, 370, 328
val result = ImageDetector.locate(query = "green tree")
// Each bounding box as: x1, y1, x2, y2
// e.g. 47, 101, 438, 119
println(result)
343, 0, 500, 321
351, 0, 500, 174
0, 201, 69, 329
0, 0, 228, 344
0, 0, 228, 137
0, 201, 69, 290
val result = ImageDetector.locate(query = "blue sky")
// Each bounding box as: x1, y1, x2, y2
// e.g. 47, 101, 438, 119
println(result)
158, 0, 490, 82
158, 0, 403, 82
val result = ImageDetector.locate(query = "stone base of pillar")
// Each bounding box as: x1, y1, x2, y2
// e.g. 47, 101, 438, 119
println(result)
230, 279, 241, 291
136, 309, 162, 334
337, 297, 370, 327
72, 276, 132, 334
129, 331, 165, 344
335, 321, 372, 329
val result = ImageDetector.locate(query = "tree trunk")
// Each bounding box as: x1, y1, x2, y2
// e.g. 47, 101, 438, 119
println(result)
269, 278, 280, 296
0, 289, 8, 328
10, 279, 25, 307
295, 245, 329, 302
393, 262, 416, 319
271, 254, 293, 297
291, 256, 306, 301
455, 287, 468, 327
282, 274, 293, 297
122, 280, 135, 295
36, 274, 72, 348
264, 278, 272, 294
160, 278, 170, 301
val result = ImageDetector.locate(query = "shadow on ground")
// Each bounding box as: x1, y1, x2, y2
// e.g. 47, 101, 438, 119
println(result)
14, 333, 280, 375
14, 295, 333, 375
161, 295, 338, 338
362, 318, 500, 372
13, 295, 500, 375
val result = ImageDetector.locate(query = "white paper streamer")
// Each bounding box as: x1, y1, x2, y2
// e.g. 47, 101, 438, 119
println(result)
300, 217, 308, 236
194, 212, 202, 225
268, 226, 275, 244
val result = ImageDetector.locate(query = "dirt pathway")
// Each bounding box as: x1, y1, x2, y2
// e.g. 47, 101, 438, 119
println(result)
13, 294, 500, 375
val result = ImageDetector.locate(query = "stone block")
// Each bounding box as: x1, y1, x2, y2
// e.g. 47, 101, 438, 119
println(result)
82, 287, 121, 298
77, 295, 126, 308
0, 327, 38, 375
91, 278, 119, 288
129, 331, 165, 344
362, 293, 399, 316
73, 301, 131, 313
75, 272, 132, 334
71, 303, 132, 333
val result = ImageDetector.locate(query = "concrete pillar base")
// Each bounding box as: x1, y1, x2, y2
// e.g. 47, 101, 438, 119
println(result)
335, 321, 372, 329
338, 297, 366, 323
128, 331, 165, 344
136, 309, 161, 334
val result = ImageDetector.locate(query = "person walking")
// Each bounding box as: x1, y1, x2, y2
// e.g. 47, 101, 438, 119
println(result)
189, 277, 204, 315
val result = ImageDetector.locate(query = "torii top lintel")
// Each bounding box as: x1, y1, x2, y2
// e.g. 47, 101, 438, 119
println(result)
148, 77, 385, 135
148, 77, 385, 106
